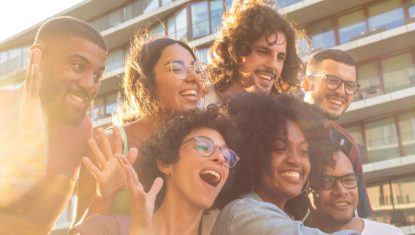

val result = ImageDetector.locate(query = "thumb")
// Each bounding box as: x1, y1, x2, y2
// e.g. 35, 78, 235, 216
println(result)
127, 148, 139, 164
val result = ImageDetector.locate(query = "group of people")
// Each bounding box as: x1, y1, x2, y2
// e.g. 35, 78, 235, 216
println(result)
0, 1, 405, 235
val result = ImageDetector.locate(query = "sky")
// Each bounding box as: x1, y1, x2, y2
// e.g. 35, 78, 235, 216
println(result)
0, 0, 84, 42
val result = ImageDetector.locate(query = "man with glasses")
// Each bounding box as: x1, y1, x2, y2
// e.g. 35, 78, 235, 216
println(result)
305, 148, 403, 234
301, 49, 372, 219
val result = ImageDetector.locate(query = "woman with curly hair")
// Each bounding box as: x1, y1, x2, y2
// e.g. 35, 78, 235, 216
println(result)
207, 1, 302, 99
211, 93, 359, 235
119, 106, 240, 235
73, 33, 209, 225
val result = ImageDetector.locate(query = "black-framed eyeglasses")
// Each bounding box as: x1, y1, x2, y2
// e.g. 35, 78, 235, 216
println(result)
167, 60, 208, 83
319, 173, 359, 190
181, 136, 239, 168
308, 73, 360, 95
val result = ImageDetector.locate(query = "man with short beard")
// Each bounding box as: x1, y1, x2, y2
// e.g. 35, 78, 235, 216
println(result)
0, 16, 107, 234
306, 148, 403, 234
208, 0, 302, 99
302, 49, 371, 218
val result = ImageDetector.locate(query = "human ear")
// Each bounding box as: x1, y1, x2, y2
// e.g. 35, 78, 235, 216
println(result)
157, 159, 173, 176
301, 76, 311, 92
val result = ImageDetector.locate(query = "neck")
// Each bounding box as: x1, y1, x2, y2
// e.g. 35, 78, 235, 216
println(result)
152, 186, 204, 235
308, 212, 363, 233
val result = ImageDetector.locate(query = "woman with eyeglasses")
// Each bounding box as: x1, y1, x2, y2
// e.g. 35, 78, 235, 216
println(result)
72, 33, 209, 226
211, 93, 360, 235
119, 106, 240, 235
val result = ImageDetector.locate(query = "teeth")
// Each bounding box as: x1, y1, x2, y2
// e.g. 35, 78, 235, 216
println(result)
256, 73, 274, 81
201, 170, 220, 181
280, 171, 300, 179
180, 89, 197, 96
68, 93, 86, 103
335, 202, 349, 207
200, 169, 221, 187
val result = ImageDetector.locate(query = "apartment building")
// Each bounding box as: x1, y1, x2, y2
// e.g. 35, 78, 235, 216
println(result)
0, 0, 414, 234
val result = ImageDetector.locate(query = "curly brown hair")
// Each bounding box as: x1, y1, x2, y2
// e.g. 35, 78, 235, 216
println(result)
209, 1, 302, 94
117, 33, 197, 123
135, 105, 240, 209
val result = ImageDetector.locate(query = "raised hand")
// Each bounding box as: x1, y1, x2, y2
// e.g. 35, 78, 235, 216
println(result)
82, 127, 137, 199
118, 156, 163, 235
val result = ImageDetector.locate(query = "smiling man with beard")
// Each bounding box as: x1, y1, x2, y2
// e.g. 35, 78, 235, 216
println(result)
306, 147, 403, 235
208, 0, 302, 99
0, 16, 107, 234
301, 49, 371, 219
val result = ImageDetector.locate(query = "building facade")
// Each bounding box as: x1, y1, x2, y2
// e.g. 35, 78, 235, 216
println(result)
0, 0, 414, 234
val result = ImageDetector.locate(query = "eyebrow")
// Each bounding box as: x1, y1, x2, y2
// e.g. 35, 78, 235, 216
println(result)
68, 54, 106, 71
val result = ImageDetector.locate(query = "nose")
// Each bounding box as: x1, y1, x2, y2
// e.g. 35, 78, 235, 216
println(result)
335, 81, 347, 96
265, 56, 281, 76
286, 147, 302, 166
210, 147, 228, 166
78, 71, 99, 96
332, 179, 348, 195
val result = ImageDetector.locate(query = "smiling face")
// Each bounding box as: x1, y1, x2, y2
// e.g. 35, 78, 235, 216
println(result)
256, 120, 310, 208
39, 36, 106, 125
161, 128, 230, 209
153, 43, 205, 112
314, 151, 358, 227
239, 31, 287, 94
305, 59, 356, 120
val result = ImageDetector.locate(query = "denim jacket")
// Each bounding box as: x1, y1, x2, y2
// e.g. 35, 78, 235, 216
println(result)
211, 192, 361, 235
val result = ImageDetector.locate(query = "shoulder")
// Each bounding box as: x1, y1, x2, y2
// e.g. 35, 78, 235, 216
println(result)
362, 219, 404, 235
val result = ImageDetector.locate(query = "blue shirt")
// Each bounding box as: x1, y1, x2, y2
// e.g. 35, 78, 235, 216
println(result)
211, 192, 361, 235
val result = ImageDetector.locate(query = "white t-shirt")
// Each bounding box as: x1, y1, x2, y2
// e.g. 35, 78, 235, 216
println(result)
361, 218, 404, 235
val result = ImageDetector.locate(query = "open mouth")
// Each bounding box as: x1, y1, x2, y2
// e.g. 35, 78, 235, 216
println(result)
66, 91, 89, 108
327, 95, 345, 108
279, 170, 301, 181
179, 89, 199, 99
255, 71, 276, 82
332, 201, 352, 210
199, 169, 221, 187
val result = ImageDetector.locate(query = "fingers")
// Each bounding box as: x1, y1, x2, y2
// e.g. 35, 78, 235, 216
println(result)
81, 157, 101, 180
96, 128, 113, 161
88, 138, 107, 168
127, 148, 138, 164
112, 127, 123, 155
26, 48, 42, 98
148, 177, 163, 200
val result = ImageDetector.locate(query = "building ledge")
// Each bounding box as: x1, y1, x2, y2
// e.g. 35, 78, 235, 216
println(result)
363, 154, 415, 182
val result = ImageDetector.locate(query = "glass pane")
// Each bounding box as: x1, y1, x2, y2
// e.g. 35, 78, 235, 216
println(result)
357, 62, 383, 98
176, 8, 188, 40
310, 20, 336, 49
105, 93, 118, 116
226, 0, 233, 9
367, 181, 395, 224
91, 97, 105, 121
167, 15, 176, 38
196, 47, 209, 63
151, 23, 165, 36
192, 1, 209, 38
338, 10, 367, 44
162, 0, 172, 5
364, 118, 400, 163
368, 0, 404, 32
381, 53, 415, 92
276, 0, 302, 7
410, 0, 415, 19
106, 49, 123, 72
144, 0, 160, 13
210, 0, 224, 33
390, 175, 415, 226
399, 111, 415, 156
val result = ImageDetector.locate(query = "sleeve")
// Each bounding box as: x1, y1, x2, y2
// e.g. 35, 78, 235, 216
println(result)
212, 199, 361, 235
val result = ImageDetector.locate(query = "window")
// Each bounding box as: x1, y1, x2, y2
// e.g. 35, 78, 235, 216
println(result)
381, 53, 415, 92
144, 0, 160, 13
390, 176, 415, 226
367, 181, 395, 224
276, 0, 302, 8
345, 124, 368, 162
364, 118, 400, 163
91, 97, 105, 121
151, 23, 165, 36
338, 10, 367, 44
310, 20, 336, 49
168, 8, 188, 40
410, 0, 415, 19
106, 49, 124, 73
210, 0, 224, 33
196, 47, 209, 63
357, 62, 381, 92
105, 93, 118, 116
192, 1, 210, 38
368, 0, 404, 32
399, 111, 415, 156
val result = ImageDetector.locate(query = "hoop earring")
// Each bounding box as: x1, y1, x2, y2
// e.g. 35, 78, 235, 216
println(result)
301, 180, 310, 194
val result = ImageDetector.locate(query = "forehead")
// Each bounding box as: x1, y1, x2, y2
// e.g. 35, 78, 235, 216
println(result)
324, 150, 354, 176
184, 127, 225, 145
312, 59, 356, 82
287, 120, 306, 144
47, 36, 107, 63
157, 43, 195, 64
251, 31, 287, 50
